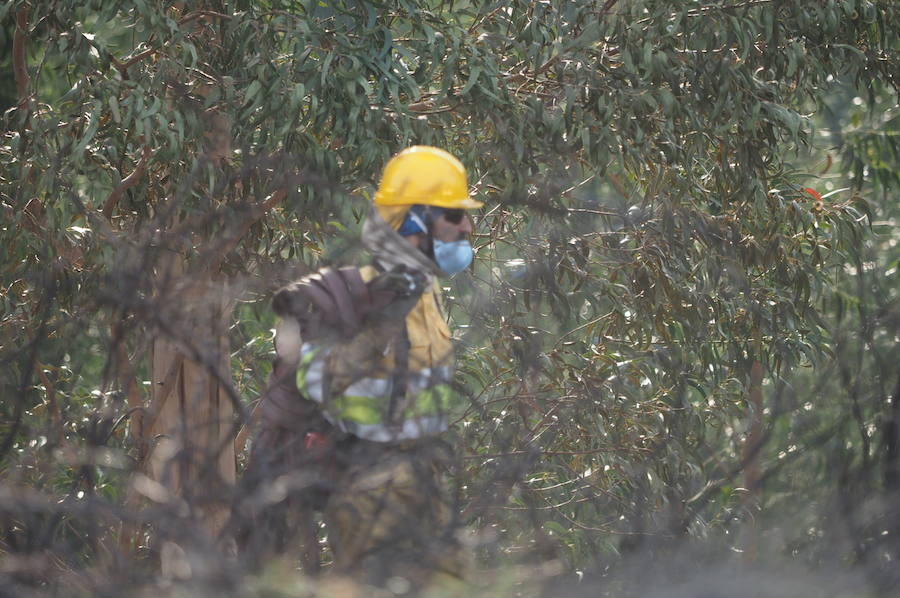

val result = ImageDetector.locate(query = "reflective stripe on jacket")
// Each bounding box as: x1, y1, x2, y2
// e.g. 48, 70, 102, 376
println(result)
296, 266, 463, 442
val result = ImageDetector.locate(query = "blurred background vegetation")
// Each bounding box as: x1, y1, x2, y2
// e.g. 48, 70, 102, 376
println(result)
1, 0, 898, 596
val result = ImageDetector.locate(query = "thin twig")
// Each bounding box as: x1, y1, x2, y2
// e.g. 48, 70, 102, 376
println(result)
115, 335, 146, 451
234, 400, 261, 454
462, 445, 644, 460
35, 365, 63, 445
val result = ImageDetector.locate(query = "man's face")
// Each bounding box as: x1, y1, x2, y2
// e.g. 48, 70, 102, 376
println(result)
431, 208, 473, 242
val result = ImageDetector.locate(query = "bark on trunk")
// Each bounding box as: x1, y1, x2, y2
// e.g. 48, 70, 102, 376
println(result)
146, 252, 236, 534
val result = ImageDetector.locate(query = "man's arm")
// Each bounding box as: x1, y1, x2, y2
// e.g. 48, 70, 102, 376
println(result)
272, 265, 427, 341
273, 317, 303, 370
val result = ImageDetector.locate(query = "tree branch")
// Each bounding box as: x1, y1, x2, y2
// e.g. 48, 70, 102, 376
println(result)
102, 146, 152, 219
35, 365, 63, 446
234, 400, 260, 454
13, 6, 31, 107
203, 189, 288, 273
118, 10, 233, 73
120, 47, 159, 72
598, 0, 619, 18
178, 9, 233, 26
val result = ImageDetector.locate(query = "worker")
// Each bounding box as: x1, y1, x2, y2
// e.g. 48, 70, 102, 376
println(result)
241, 146, 482, 586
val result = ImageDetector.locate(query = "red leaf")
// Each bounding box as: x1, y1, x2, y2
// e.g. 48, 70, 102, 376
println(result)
803, 188, 822, 201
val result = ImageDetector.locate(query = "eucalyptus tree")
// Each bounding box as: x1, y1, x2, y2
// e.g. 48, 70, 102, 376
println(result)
0, 0, 897, 592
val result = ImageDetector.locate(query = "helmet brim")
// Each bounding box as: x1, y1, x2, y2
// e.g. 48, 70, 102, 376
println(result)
374, 193, 484, 210
427, 196, 484, 210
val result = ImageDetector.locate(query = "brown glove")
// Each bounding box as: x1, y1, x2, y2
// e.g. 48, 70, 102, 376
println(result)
365, 264, 428, 322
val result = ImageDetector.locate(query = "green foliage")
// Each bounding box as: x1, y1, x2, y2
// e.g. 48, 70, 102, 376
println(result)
0, 0, 898, 594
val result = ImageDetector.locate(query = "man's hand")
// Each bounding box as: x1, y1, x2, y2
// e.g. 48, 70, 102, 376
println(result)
366, 265, 428, 322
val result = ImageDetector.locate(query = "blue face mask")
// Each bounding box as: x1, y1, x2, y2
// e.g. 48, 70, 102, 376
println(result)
433, 239, 473, 276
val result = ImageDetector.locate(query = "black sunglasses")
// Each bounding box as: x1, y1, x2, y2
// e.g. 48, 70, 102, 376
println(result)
441, 208, 466, 224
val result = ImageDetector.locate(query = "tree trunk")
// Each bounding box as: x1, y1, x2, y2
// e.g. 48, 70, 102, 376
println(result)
144, 252, 237, 576
141, 6, 238, 565
742, 359, 764, 562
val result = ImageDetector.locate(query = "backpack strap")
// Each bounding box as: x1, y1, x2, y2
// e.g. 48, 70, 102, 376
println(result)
386, 321, 411, 427
369, 259, 412, 424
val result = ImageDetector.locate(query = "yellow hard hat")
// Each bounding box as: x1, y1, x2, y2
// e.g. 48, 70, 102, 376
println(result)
374, 146, 484, 210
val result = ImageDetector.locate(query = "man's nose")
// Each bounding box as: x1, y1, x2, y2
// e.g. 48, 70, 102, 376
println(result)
459, 215, 474, 235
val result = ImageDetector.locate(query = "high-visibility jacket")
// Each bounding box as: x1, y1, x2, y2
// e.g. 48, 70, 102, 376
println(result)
293, 266, 463, 442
